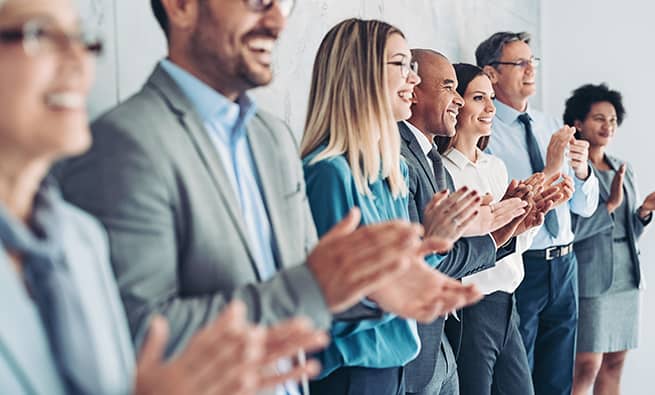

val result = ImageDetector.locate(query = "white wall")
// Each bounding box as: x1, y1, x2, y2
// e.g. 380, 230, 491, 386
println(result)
80, 0, 540, 136
542, 1, 654, 393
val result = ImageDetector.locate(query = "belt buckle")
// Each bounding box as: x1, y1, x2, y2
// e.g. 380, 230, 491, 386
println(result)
562, 243, 573, 255
545, 246, 558, 260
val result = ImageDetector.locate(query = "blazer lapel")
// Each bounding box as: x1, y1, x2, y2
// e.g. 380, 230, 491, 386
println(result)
398, 122, 438, 192
594, 163, 611, 202
246, 115, 288, 267
0, 255, 65, 394
146, 66, 261, 275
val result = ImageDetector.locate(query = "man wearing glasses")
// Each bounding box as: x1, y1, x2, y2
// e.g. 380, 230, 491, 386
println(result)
476, 32, 599, 395
59, 1, 481, 394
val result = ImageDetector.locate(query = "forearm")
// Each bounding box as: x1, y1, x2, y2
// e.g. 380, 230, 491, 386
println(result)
128, 264, 332, 357
570, 169, 599, 217
437, 236, 496, 279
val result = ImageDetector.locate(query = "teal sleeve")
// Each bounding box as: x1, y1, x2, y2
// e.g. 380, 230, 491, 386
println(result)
303, 158, 397, 336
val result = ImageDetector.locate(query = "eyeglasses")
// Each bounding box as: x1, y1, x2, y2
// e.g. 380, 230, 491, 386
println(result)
244, 0, 296, 17
0, 18, 103, 57
386, 60, 419, 78
489, 56, 540, 69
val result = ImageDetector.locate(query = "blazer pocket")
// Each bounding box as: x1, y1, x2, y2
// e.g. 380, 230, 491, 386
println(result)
284, 181, 302, 199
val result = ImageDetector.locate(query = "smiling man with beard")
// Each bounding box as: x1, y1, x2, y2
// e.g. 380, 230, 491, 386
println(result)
57, 1, 466, 394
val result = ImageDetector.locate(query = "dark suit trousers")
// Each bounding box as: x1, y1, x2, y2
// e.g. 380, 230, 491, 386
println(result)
310, 366, 404, 395
515, 253, 579, 395
456, 291, 534, 395
406, 338, 458, 395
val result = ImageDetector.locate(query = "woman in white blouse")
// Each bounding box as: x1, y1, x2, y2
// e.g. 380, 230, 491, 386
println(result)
435, 63, 564, 395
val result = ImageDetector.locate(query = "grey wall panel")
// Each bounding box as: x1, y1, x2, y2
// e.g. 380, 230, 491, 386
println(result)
77, 0, 119, 120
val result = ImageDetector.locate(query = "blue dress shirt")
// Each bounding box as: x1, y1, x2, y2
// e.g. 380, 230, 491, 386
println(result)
160, 59, 278, 280
303, 145, 444, 379
160, 60, 295, 395
487, 100, 599, 249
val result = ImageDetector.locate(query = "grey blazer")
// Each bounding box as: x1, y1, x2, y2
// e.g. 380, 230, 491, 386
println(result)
399, 122, 506, 392
59, 64, 333, 356
572, 155, 651, 298
0, 198, 134, 395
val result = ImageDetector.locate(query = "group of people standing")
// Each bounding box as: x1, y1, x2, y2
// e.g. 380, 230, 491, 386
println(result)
0, 1, 652, 395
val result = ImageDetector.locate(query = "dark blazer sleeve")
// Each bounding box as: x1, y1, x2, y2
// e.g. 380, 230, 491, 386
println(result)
406, 152, 497, 279
438, 236, 497, 279
496, 237, 517, 261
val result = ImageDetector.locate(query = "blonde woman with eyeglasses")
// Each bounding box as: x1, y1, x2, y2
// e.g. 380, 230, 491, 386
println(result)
301, 18, 483, 395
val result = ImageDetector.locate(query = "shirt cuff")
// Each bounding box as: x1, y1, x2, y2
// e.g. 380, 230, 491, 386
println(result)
361, 298, 380, 309
487, 233, 497, 249
639, 210, 653, 226
574, 166, 596, 193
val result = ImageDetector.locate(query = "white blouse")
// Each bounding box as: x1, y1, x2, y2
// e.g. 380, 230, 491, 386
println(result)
442, 147, 539, 294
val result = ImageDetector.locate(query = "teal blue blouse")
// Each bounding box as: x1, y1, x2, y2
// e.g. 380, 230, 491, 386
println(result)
303, 146, 444, 378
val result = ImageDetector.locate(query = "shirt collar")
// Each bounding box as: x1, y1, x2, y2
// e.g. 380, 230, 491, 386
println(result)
494, 99, 533, 124
403, 121, 433, 156
443, 147, 490, 170
0, 177, 64, 260
160, 59, 257, 134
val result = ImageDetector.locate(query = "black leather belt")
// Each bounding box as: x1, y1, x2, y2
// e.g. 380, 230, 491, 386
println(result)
523, 243, 574, 261
613, 236, 629, 243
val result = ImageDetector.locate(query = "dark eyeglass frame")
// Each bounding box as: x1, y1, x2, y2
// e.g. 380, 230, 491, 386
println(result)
386, 60, 419, 78
244, 0, 296, 17
489, 56, 540, 69
0, 18, 103, 57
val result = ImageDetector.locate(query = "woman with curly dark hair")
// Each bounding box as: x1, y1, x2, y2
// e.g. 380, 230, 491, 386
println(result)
564, 83, 655, 395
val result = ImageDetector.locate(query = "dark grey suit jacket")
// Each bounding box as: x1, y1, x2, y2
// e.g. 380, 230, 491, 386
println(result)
572, 155, 651, 297
399, 121, 511, 392
59, 65, 335, 357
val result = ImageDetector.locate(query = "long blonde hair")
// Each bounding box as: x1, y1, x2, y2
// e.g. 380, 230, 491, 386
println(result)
300, 18, 407, 198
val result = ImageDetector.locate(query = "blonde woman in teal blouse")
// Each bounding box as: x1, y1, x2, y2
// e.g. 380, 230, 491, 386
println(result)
300, 19, 483, 395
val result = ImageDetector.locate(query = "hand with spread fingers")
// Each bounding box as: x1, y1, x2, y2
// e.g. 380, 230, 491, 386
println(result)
514, 179, 561, 235
422, 186, 482, 245
308, 208, 430, 314
463, 189, 528, 238
134, 301, 328, 395
607, 163, 626, 213
255, 317, 330, 390
510, 172, 560, 235
368, 251, 483, 323
486, 180, 529, 246
549, 173, 575, 207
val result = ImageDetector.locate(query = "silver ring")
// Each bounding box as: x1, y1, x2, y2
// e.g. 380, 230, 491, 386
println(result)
452, 217, 460, 227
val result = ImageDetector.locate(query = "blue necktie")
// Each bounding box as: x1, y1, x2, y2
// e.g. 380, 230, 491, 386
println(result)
517, 113, 559, 237
0, 185, 104, 395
